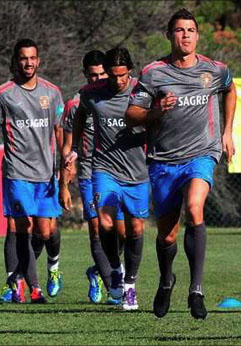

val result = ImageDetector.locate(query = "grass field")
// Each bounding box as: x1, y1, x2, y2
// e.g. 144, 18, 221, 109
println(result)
0, 224, 241, 346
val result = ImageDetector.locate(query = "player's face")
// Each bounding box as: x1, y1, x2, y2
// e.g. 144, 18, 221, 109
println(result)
108, 66, 130, 93
84, 65, 107, 84
168, 19, 199, 57
17, 47, 40, 79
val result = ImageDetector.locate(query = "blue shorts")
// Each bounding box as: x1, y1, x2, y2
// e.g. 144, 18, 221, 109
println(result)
93, 171, 149, 219
3, 178, 62, 218
149, 156, 216, 218
78, 178, 97, 220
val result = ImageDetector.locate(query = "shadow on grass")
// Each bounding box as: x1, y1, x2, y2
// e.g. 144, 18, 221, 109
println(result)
0, 330, 77, 335
0, 307, 144, 314
0, 304, 241, 314
131, 334, 241, 343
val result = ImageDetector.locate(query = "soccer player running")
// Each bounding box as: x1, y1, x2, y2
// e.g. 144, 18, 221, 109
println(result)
60, 50, 124, 305
125, 8, 236, 319
65, 48, 149, 310
0, 39, 64, 303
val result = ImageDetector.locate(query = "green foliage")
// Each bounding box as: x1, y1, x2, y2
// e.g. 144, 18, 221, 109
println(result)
142, 33, 170, 60
195, 0, 235, 24
1, 227, 241, 345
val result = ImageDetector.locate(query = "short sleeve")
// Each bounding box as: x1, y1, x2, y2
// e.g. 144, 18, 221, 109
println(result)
54, 90, 65, 125
61, 97, 80, 133
219, 65, 232, 92
129, 70, 156, 109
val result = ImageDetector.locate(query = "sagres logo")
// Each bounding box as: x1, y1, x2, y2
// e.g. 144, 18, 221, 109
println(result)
39, 96, 50, 109
200, 73, 213, 88
16, 118, 49, 128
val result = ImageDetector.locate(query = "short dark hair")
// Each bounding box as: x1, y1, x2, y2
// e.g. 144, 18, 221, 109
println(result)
10, 38, 38, 74
168, 8, 198, 33
104, 47, 133, 71
82, 50, 106, 70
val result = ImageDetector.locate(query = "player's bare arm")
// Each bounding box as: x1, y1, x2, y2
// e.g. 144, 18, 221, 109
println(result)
55, 124, 64, 154
64, 103, 87, 165
222, 81, 237, 163
125, 92, 177, 127
59, 131, 73, 211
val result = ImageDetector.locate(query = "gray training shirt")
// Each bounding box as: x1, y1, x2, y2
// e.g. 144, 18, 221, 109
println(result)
129, 54, 232, 164
61, 92, 94, 180
80, 78, 148, 183
0, 77, 64, 182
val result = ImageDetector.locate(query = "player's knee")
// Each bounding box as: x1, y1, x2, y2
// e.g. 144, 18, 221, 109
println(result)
130, 223, 144, 237
39, 231, 51, 241
186, 203, 204, 225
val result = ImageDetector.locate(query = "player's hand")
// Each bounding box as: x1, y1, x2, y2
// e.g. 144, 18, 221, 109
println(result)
160, 92, 177, 113
64, 150, 78, 168
222, 131, 235, 163
59, 185, 72, 211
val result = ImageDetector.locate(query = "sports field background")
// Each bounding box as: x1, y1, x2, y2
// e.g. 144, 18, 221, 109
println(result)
0, 224, 241, 346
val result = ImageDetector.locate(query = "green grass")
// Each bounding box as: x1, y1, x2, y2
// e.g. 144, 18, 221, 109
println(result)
1, 225, 241, 346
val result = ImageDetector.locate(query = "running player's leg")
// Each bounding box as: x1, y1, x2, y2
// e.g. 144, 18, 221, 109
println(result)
44, 218, 62, 297
154, 211, 180, 317
31, 221, 62, 297
93, 171, 124, 300
122, 215, 144, 310
182, 155, 216, 319
79, 178, 111, 303
183, 179, 209, 319
3, 178, 43, 303
121, 181, 149, 310
0, 218, 26, 302
98, 206, 124, 300
34, 178, 62, 299
149, 161, 182, 318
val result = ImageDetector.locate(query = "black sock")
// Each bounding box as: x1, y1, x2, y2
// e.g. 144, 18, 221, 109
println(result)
124, 235, 144, 284
118, 234, 125, 257
100, 229, 120, 269
44, 229, 61, 271
15, 233, 39, 288
90, 237, 112, 290
184, 223, 206, 294
156, 237, 177, 287
4, 231, 18, 275
32, 234, 45, 259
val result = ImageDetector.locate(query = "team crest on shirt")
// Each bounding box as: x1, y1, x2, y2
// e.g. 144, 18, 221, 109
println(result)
200, 73, 213, 88
39, 96, 50, 109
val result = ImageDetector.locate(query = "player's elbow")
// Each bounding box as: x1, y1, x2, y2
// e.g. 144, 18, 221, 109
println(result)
125, 105, 142, 128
